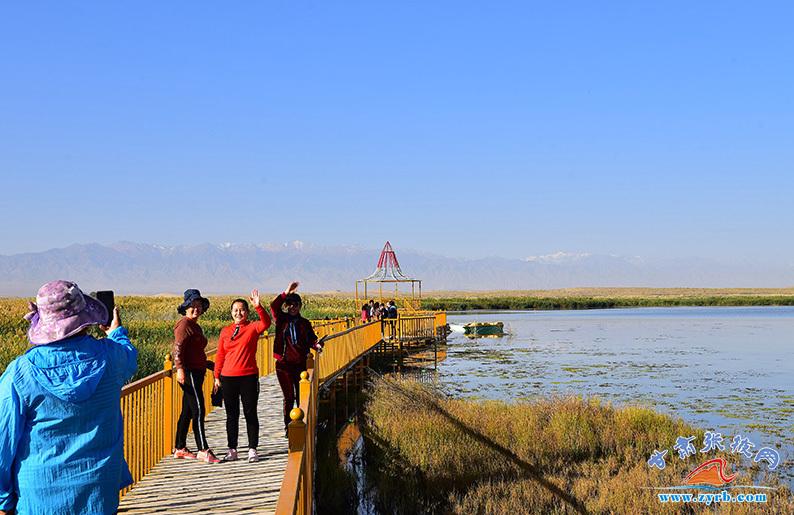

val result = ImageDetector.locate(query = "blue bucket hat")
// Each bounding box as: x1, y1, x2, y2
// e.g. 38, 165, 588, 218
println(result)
177, 289, 210, 315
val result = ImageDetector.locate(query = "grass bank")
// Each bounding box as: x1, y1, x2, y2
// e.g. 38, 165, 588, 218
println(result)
421, 288, 794, 311
0, 295, 354, 379
362, 377, 793, 514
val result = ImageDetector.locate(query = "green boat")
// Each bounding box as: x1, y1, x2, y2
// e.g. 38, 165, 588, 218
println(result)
463, 321, 505, 337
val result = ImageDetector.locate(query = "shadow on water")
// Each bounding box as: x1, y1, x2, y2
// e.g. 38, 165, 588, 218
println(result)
314, 416, 363, 514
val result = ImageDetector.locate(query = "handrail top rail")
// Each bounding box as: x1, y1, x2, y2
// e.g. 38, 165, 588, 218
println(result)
122, 369, 170, 394
275, 452, 306, 514
321, 320, 380, 342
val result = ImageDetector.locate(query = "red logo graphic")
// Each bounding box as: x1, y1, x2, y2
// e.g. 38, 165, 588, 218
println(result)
682, 458, 737, 487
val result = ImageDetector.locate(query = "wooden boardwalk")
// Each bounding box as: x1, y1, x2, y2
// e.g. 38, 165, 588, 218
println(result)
118, 374, 288, 514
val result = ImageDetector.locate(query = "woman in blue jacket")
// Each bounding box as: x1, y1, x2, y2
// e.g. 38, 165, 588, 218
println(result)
0, 280, 138, 515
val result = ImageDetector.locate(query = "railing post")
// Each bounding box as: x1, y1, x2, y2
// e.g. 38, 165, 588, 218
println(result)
163, 353, 174, 456
306, 351, 314, 372
287, 408, 306, 452
312, 353, 319, 416
343, 370, 349, 422
306, 350, 317, 384
299, 371, 310, 406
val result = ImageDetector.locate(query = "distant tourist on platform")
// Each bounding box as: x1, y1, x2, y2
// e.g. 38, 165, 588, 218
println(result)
172, 289, 220, 463
361, 303, 370, 323
382, 300, 398, 339
213, 289, 271, 463
368, 299, 375, 320
373, 301, 382, 320
0, 280, 137, 515
271, 282, 325, 436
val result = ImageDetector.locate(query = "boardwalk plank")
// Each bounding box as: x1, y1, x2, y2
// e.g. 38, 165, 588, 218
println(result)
118, 375, 288, 514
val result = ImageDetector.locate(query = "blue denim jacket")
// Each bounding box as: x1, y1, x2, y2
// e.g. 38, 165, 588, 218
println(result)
0, 327, 137, 514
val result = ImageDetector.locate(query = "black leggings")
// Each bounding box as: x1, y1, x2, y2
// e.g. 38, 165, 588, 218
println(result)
221, 374, 260, 449
175, 369, 209, 451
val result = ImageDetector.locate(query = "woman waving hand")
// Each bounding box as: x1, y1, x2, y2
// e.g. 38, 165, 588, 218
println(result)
213, 289, 272, 463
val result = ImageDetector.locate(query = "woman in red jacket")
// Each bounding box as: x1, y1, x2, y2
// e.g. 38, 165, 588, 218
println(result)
212, 289, 271, 463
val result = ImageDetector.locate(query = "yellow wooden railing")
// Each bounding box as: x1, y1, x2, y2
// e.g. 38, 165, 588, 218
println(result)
274, 362, 319, 515
119, 317, 351, 495
316, 321, 383, 384
396, 314, 436, 341
380, 313, 440, 342
435, 311, 447, 331
275, 322, 383, 515
275, 315, 448, 515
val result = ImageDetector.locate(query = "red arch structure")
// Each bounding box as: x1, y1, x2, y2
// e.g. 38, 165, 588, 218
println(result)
355, 241, 422, 309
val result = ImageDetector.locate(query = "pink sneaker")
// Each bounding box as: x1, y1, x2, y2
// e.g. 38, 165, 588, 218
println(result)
197, 449, 221, 464
173, 448, 197, 459
223, 448, 239, 462
248, 448, 259, 463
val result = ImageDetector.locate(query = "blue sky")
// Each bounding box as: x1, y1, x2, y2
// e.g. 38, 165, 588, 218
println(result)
1, 2, 792, 262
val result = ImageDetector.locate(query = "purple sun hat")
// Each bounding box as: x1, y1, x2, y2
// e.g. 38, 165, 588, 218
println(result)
24, 280, 109, 345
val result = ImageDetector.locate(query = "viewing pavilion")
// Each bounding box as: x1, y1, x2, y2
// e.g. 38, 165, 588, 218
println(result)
355, 241, 422, 311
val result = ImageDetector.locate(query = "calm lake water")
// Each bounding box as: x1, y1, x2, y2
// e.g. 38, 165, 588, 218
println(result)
441, 307, 793, 483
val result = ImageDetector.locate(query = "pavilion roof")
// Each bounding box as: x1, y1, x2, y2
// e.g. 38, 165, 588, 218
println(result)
361, 241, 418, 282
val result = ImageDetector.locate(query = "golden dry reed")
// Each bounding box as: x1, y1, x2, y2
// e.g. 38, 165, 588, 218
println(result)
363, 377, 793, 514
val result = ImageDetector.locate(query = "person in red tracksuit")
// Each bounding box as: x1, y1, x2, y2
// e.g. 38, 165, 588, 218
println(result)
213, 289, 272, 463
270, 281, 324, 435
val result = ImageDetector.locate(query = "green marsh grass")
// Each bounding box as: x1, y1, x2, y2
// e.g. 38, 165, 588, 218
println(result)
363, 376, 793, 514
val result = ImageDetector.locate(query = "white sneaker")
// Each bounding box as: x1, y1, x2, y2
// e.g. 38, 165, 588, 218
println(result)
224, 448, 238, 462
248, 448, 259, 463
173, 448, 197, 459
197, 449, 221, 464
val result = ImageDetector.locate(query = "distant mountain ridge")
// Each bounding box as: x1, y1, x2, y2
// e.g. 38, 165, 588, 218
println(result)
0, 242, 792, 295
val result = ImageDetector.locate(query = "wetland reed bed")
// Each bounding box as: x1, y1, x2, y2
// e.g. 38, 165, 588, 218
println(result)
359, 377, 793, 514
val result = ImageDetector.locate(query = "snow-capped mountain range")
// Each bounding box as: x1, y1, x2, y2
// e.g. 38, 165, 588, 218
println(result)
0, 242, 791, 295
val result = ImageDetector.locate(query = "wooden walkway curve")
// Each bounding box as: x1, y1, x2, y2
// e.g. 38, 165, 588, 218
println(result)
118, 374, 287, 514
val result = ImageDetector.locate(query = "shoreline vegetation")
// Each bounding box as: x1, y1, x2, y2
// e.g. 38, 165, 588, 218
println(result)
359, 377, 793, 514
420, 287, 794, 311
2, 287, 794, 377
